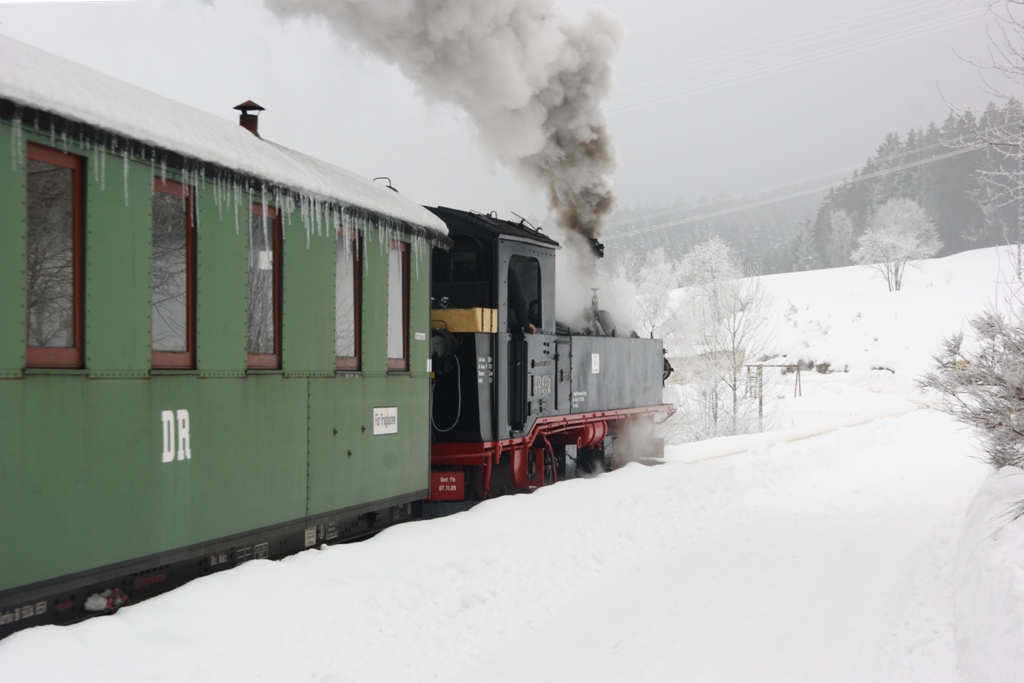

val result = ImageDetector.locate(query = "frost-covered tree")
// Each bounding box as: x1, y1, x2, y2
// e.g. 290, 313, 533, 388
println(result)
676, 238, 771, 438
826, 208, 854, 267
974, 2, 1024, 274
921, 305, 1024, 469
619, 247, 683, 343
678, 236, 739, 288
791, 218, 817, 271
852, 198, 942, 291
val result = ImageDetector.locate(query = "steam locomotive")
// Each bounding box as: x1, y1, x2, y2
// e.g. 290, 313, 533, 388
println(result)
426, 207, 671, 513
0, 34, 672, 638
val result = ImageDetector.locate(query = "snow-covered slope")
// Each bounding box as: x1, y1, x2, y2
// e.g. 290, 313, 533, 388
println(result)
763, 246, 1016, 376
1, 246, 1022, 682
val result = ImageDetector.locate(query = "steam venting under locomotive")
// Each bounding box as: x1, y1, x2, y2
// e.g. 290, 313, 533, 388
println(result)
427, 207, 674, 513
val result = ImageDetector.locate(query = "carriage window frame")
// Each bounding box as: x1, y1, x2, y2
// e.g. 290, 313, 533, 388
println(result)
151, 178, 196, 369
247, 202, 282, 370
386, 240, 409, 372
25, 143, 85, 369
335, 229, 361, 371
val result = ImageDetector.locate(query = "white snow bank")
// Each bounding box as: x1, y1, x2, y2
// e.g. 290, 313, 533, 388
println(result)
0, 33, 447, 235
954, 466, 1024, 683
0, 409, 988, 683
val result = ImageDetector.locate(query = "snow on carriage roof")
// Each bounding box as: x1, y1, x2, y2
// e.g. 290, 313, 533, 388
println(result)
0, 33, 447, 236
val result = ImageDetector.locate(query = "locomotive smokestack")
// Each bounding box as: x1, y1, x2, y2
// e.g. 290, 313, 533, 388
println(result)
234, 100, 264, 138
263, 0, 623, 239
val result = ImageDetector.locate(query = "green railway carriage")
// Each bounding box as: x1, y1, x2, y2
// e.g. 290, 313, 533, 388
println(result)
0, 35, 448, 635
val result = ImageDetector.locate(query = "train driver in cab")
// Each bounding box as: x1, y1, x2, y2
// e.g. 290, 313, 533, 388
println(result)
508, 259, 538, 334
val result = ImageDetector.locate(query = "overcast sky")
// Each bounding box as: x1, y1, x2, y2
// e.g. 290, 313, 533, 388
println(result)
0, 0, 1004, 230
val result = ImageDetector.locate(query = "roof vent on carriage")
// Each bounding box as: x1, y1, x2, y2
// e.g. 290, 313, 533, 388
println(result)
234, 100, 264, 138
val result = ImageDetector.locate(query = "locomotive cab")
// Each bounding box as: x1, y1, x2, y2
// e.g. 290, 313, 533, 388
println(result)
428, 207, 558, 444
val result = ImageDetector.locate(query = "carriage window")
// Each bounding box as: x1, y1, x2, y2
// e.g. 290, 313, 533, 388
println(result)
336, 231, 360, 370
247, 203, 281, 369
26, 144, 84, 368
507, 256, 540, 333
151, 179, 195, 368
387, 241, 409, 371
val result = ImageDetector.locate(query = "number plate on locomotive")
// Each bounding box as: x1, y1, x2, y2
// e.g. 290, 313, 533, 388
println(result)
429, 472, 465, 501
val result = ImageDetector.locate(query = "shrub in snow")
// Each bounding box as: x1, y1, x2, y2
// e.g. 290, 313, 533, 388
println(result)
920, 307, 1024, 469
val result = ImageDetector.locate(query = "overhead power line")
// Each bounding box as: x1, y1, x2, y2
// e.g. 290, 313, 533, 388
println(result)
607, 8, 986, 115
603, 143, 993, 242
615, 0, 978, 90
604, 120, 1021, 236
602, 134, 986, 232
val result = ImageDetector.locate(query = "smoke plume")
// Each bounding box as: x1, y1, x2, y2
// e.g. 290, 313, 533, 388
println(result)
263, 0, 623, 239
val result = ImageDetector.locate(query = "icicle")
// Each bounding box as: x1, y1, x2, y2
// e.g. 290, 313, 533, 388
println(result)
192, 168, 202, 235
186, 163, 197, 223
233, 181, 241, 235
87, 138, 95, 183
260, 184, 268, 246
412, 232, 427, 282
220, 175, 226, 220
98, 141, 108, 191
9, 107, 23, 171
362, 217, 371, 276
310, 197, 317, 242
310, 197, 317, 243
272, 187, 282, 236
214, 173, 224, 223
122, 147, 130, 207
346, 217, 354, 261
316, 198, 324, 241
311, 198, 318, 241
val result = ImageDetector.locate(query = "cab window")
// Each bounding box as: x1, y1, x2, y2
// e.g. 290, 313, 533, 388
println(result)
507, 256, 540, 333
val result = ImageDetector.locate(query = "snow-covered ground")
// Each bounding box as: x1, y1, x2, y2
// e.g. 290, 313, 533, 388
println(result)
2, 246, 1023, 682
